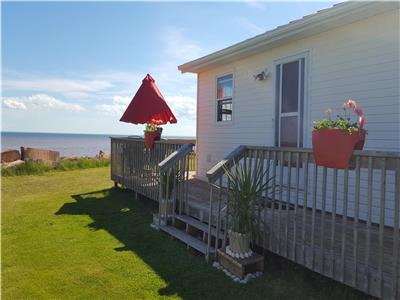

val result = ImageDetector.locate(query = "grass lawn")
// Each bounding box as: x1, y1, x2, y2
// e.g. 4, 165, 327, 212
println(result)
2, 168, 367, 299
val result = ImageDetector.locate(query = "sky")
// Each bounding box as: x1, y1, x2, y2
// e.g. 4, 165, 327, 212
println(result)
2, 1, 336, 136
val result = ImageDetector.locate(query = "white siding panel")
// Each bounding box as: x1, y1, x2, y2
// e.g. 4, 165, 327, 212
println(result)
195, 10, 399, 226
196, 9, 399, 181
194, 11, 399, 232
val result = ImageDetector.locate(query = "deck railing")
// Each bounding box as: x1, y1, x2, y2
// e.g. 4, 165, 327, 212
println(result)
157, 143, 195, 226
207, 146, 400, 299
110, 137, 195, 202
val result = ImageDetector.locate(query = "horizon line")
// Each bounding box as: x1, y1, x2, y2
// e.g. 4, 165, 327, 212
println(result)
1, 130, 195, 137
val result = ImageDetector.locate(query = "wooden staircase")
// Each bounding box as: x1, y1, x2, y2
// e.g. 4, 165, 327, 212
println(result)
158, 202, 225, 256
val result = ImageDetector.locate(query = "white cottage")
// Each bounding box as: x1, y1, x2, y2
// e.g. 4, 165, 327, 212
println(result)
111, 2, 400, 298
178, 1, 399, 181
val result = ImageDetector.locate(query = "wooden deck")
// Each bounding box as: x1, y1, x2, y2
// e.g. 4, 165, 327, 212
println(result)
182, 176, 399, 298
111, 138, 400, 299
119, 172, 400, 297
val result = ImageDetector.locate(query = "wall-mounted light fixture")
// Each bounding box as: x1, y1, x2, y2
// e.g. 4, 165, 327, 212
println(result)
253, 69, 270, 81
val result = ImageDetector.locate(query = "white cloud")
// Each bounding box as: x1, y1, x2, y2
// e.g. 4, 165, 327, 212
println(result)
160, 27, 205, 62
243, 0, 267, 11
95, 95, 131, 116
3, 28, 203, 134
28, 94, 85, 112
112, 95, 131, 105
236, 17, 265, 36
96, 94, 196, 122
94, 28, 202, 120
2, 76, 113, 100
2, 29, 204, 104
96, 104, 124, 116
2, 98, 27, 110
1, 94, 85, 112
1, 69, 146, 103
165, 95, 196, 121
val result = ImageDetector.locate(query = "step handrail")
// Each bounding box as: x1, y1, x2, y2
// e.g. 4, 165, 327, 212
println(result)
159, 143, 194, 173
157, 142, 195, 227
206, 145, 247, 184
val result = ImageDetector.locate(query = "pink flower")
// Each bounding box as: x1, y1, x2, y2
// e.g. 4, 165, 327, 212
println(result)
343, 99, 365, 127
343, 99, 358, 110
354, 107, 363, 117
324, 108, 332, 120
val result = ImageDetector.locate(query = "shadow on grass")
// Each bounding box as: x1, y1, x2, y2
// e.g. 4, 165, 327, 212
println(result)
56, 187, 368, 300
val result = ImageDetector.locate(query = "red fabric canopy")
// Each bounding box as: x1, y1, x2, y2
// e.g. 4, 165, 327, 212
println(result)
120, 74, 177, 125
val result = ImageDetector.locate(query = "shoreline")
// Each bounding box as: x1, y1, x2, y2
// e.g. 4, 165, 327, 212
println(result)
1, 132, 195, 158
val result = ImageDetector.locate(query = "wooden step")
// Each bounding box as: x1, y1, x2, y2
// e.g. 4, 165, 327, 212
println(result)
159, 225, 214, 255
174, 214, 225, 238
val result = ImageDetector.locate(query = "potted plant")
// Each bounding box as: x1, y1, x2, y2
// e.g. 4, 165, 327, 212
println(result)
223, 160, 272, 259
312, 99, 366, 169
144, 119, 162, 149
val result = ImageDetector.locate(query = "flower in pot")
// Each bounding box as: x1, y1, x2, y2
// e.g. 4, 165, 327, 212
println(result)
312, 99, 366, 169
144, 119, 163, 149
223, 160, 273, 258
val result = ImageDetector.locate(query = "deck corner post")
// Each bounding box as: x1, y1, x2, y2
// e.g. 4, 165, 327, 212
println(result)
206, 183, 214, 261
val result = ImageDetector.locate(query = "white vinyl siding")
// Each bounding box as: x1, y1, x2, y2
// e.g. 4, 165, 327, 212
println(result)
195, 9, 399, 226
196, 8, 399, 182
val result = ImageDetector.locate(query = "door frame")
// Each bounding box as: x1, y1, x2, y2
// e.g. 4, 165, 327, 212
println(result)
274, 51, 310, 148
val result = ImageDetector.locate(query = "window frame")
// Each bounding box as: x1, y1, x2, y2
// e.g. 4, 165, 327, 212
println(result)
215, 72, 234, 124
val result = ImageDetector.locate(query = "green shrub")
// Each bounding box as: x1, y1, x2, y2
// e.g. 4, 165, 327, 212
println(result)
1, 160, 53, 176
1, 158, 110, 177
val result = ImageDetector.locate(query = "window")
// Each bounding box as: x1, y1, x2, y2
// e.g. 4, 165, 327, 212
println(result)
275, 58, 305, 148
216, 74, 233, 122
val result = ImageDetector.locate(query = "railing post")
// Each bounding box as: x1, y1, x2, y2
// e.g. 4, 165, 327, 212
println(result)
352, 156, 361, 287
392, 162, 400, 299
206, 183, 214, 262
302, 152, 309, 266
378, 158, 386, 298
215, 177, 222, 259
158, 171, 164, 228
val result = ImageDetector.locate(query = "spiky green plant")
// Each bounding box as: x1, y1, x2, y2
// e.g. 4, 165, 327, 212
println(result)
223, 159, 274, 236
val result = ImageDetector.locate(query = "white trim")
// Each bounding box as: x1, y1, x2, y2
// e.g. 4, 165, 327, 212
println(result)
304, 51, 311, 148
280, 112, 298, 117
178, 2, 398, 73
195, 73, 199, 178
278, 64, 283, 146
274, 51, 309, 66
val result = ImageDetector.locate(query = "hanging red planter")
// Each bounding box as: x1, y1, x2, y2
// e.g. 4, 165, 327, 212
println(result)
312, 128, 366, 169
312, 99, 367, 169
144, 131, 161, 149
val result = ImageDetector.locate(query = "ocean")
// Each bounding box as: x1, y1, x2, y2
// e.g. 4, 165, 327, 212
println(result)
1, 132, 194, 157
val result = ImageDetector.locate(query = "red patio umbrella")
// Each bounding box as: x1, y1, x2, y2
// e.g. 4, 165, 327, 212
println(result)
120, 74, 177, 125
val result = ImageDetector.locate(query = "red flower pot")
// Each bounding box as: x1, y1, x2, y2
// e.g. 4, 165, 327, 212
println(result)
312, 128, 366, 169
144, 131, 161, 149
